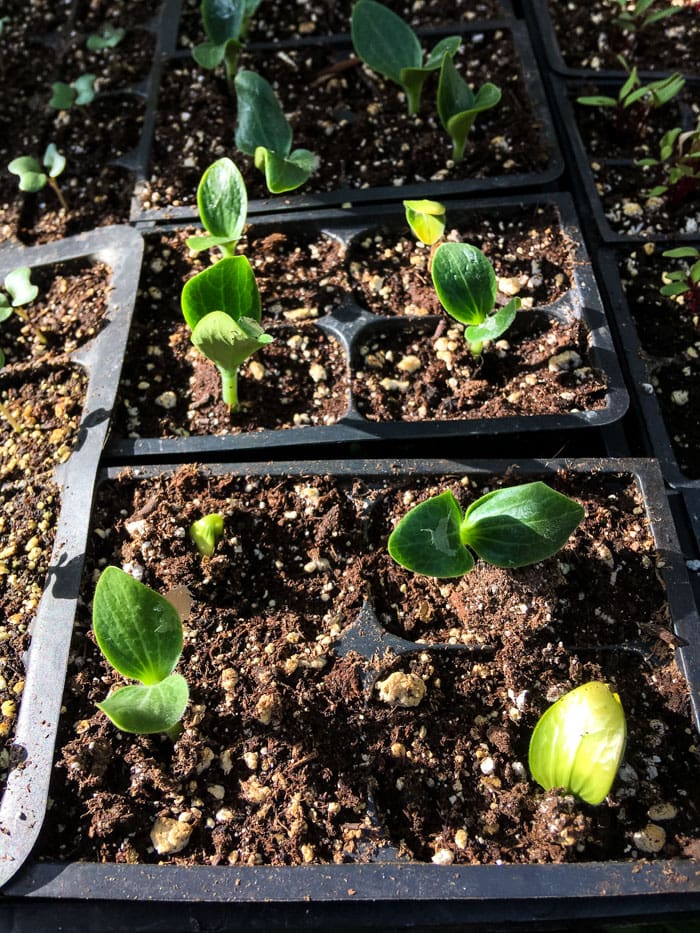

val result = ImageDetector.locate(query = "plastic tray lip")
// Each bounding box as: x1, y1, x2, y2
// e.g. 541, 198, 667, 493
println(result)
105, 193, 629, 461
0, 225, 144, 891
548, 76, 700, 245
595, 245, 700, 490
3, 456, 699, 903
523, 0, 700, 84
128, 18, 564, 223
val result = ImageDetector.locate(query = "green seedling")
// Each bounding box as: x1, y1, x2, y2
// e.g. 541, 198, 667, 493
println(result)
431, 240, 521, 355
404, 198, 446, 246
437, 53, 501, 162
93, 566, 189, 737
660, 246, 700, 315
0, 16, 9, 33
50, 73, 97, 109
234, 69, 318, 194
186, 157, 247, 258
351, 0, 460, 115
181, 255, 273, 410
189, 513, 225, 557
388, 482, 584, 578
87, 24, 126, 50
193, 0, 263, 94
529, 681, 627, 806
0, 267, 46, 367
576, 65, 685, 139
611, 0, 681, 33
637, 123, 700, 207
8, 143, 68, 211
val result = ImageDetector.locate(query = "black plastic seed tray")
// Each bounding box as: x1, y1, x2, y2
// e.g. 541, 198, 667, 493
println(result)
1, 457, 698, 928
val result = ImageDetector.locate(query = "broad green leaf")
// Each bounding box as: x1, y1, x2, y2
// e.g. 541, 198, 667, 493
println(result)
423, 35, 460, 70
43, 144, 66, 178
196, 157, 247, 241
50, 82, 75, 109
400, 35, 460, 114
351, 0, 421, 86
254, 146, 318, 193
190, 513, 225, 557
97, 674, 189, 734
202, 0, 244, 44
460, 481, 584, 568
93, 566, 184, 685
191, 311, 273, 373
193, 40, 226, 69
431, 241, 497, 326
73, 73, 97, 105
87, 24, 126, 50
8, 156, 46, 192
234, 69, 292, 158
662, 247, 699, 259
181, 255, 261, 330
464, 297, 520, 351
388, 490, 474, 578
4, 267, 38, 307
403, 198, 446, 245
529, 681, 626, 806
438, 55, 501, 161
660, 281, 689, 296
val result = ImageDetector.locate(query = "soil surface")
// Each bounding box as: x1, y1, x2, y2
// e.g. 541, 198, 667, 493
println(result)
111, 209, 607, 441
546, 0, 699, 75
619, 245, 700, 479
140, 28, 552, 209
38, 465, 700, 866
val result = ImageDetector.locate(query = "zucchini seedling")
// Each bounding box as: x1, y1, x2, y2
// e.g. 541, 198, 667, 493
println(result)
431, 240, 521, 355
404, 198, 446, 247
388, 482, 584, 578
186, 157, 248, 258
529, 681, 627, 806
193, 0, 263, 95
437, 53, 501, 162
8, 143, 68, 211
189, 513, 225, 557
234, 70, 318, 193
181, 255, 273, 410
351, 0, 460, 115
93, 566, 189, 737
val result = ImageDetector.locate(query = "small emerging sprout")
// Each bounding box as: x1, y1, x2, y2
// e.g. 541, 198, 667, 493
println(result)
86, 24, 126, 50
8, 143, 68, 211
0, 267, 46, 368
351, 0, 460, 115
193, 0, 262, 95
186, 158, 247, 259
529, 681, 627, 806
437, 53, 501, 162
50, 73, 97, 109
637, 123, 700, 208
431, 241, 521, 355
403, 199, 446, 246
181, 256, 273, 410
388, 482, 584, 578
660, 246, 700, 315
611, 0, 681, 33
234, 70, 319, 194
189, 513, 225, 557
93, 566, 189, 738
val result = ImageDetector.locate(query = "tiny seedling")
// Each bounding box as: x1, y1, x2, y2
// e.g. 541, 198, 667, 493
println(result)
0, 16, 9, 33
660, 246, 700, 315
86, 24, 126, 50
92, 566, 189, 736
636, 123, 700, 207
437, 53, 501, 162
234, 69, 318, 193
193, 0, 263, 94
404, 198, 446, 246
0, 267, 45, 367
186, 157, 247, 258
181, 255, 273, 410
576, 65, 684, 139
388, 482, 584, 578
8, 143, 68, 211
50, 73, 97, 109
529, 681, 627, 806
431, 240, 521, 354
351, 0, 460, 115
189, 513, 225, 557
611, 0, 681, 33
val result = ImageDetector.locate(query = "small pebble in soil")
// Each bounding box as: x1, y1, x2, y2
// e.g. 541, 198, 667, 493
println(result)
375, 671, 426, 707
151, 816, 193, 855
432, 849, 454, 865
548, 350, 582, 372
632, 824, 666, 854
648, 802, 678, 821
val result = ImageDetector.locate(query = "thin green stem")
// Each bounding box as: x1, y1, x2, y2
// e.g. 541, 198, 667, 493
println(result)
48, 177, 68, 212
165, 721, 183, 742
218, 365, 240, 410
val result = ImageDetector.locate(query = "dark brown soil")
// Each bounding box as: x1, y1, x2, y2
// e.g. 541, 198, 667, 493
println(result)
619, 245, 700, 478
141, 29, 552, 209
546, 0, 700, 75
37, 465, 700, 866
